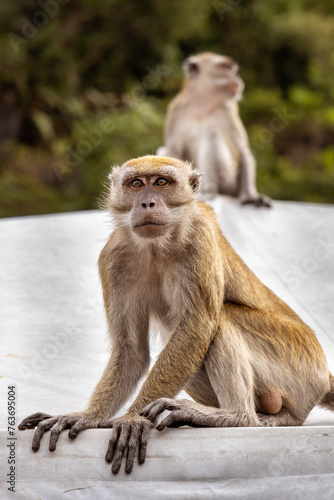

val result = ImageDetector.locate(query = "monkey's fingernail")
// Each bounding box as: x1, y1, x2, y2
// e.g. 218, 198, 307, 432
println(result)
111, 463, 121, 475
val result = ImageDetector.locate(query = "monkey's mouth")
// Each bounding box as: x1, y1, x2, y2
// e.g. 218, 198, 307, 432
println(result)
133, 222, 168, 229
133, 221, 169, 238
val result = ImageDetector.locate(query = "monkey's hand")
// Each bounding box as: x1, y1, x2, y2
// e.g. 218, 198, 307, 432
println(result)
141, 398, 217, 429
102, 415, 152, 474
240, 194, 272, 208
18, 411, 103, 452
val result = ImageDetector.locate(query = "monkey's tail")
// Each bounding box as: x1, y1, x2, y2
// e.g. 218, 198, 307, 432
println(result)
319, 373, 334, 412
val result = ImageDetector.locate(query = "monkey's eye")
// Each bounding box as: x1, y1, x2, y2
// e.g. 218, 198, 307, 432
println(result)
217, 62, 233, 70
130, 179, 144, 188
154, 178, 169, 187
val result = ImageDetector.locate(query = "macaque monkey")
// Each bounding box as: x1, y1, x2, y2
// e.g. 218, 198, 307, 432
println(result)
157, 52, 271, 206
19, 155, 333, 475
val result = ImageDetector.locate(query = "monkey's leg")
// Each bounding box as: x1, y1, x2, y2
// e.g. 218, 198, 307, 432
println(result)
215, 304, 327, 426
145, 304, 326, 429
185, 365, 220, 408
143, 322, 260, 429
202, 320, 260, 426
211, 129, 240, 197
142, 396, 259, 429
142, 398, 307, 430
186, 357, 282, 416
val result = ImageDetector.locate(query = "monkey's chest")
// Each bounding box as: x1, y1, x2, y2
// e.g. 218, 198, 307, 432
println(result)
146, 272, 182, 333
121, 258, 183, 330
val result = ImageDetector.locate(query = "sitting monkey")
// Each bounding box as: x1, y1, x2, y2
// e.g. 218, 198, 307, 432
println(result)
157, 52, 271, 206
19, 155, 332, 475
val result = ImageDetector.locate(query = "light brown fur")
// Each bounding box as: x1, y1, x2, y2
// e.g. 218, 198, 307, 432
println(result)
19, 155, 333, 474
157, 52, 271, 206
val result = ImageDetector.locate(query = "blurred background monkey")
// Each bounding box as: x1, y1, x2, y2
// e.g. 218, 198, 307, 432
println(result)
157, 52, 271, 207
19, 156, 332, 476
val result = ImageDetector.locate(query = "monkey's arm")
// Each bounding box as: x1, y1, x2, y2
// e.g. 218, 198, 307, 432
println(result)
93, 240, 151, 417
238, 147, 270, 207
164, 99, 180, 142
162, 100, 186, 159
17, 317, 150, 453
104, 291, 219, 474
231, 107, 271, 207
18, 239, 150, 454
130, 314, 217, 415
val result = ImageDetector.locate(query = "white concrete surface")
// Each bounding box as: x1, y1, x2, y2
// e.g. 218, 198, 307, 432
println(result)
1, 197, 334, 499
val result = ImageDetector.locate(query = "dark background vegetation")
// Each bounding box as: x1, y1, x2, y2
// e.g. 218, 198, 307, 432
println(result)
1, 0, 334, 217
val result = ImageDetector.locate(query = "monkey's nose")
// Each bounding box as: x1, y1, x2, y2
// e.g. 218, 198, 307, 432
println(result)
142, 202, 155, 208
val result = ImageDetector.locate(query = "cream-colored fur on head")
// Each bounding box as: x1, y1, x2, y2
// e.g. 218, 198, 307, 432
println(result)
105, 155, 201, 253
108, 155, 196, 191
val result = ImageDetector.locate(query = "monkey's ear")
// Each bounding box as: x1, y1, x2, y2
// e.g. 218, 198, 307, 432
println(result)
108, 165, 121, 184
189, 171, 202, 192
183, 57, 200, 77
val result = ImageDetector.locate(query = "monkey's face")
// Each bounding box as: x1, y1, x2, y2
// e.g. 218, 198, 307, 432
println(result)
183, 52, 244, 101
128, 174, 173, 238
210, 56, 238, 82
221, 75, 244, 101
107, 156, 201, 240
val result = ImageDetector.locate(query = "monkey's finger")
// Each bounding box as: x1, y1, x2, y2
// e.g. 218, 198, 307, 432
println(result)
156, 411, 184, 431
166, 420, 189, 428
31, 417, 58, 452
105, 424, 121, 464
242, 196, 272, 208
125, 425, 140, 474
49, 420, 68, 452
241, 199, 255, 206
260, 197, 272, 208
141, 398, 175, 421
98, 419, 114, 429
140, 400, 159, 417
140, 404, 157, 421
167, 419, 203, 428
140, 397, 172, 415
255, 198, 268, 207
18, 412, 53, 430
111, 422, 131, 474
138, 421, 151, 465
68, 419, 89, 439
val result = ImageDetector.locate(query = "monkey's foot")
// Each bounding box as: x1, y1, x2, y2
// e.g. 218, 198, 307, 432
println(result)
18, 411, 103, 452
104, 415, 153, 474
257, 413, 278, 427
240, 194, 272, 207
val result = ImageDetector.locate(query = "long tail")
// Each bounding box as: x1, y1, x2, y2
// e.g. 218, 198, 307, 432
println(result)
319, 373, 334, 411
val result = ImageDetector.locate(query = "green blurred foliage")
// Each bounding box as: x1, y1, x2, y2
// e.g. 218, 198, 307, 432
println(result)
0, 0, 334, 216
